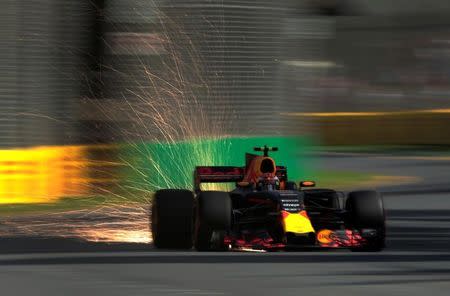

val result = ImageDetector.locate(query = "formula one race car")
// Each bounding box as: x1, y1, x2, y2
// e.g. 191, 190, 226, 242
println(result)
151, 146, 386, 252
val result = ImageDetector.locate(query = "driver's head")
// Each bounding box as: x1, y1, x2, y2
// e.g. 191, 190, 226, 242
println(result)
257, 173, 279, 191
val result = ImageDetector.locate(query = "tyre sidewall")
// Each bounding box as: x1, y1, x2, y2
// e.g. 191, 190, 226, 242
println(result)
347, 190, 385, 228
151, 189, 194, 249
346, 190, 386, 251
195, 191, 231, 251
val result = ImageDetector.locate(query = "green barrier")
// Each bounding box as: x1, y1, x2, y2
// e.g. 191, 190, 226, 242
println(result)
119, 136, 313, 192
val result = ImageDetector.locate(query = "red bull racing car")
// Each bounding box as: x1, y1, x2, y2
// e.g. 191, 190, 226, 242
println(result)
151, 146, 386, 251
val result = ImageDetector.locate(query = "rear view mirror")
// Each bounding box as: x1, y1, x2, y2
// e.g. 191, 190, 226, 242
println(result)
300, 181, 316, 188
237, 181, 251, 187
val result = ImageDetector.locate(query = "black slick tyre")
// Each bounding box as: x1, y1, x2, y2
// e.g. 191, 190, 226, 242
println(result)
194, 191, 231, 251
151, 189, 194, 249
346, 190, 385, 252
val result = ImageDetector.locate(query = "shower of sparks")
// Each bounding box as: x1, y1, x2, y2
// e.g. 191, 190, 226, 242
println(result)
0, 6, 309, 245
0, 7, 233, 244
0, 205, 151, 244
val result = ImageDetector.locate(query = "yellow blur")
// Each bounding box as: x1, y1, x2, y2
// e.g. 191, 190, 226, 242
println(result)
0, 146, 89, 204
283, 211, 315, 234
283, 108, 450, 117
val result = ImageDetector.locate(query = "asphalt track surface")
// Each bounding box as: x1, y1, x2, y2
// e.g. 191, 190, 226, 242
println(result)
0, 154, 450, 296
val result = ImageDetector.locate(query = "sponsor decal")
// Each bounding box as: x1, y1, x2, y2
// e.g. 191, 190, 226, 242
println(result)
280, 198, 301, 212
317, 229, 334, 244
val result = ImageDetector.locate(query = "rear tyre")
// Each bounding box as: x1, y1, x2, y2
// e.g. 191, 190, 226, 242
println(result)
346, 190, 385, 252
195, 191, 232, 251
151, 189, 194, 249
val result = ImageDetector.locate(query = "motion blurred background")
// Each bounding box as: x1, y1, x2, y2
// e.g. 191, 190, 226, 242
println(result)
1, 0, 450, 244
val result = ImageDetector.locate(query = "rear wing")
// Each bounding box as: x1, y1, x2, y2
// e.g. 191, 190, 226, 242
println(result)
194, 165, 288, 192
194, 166, 244, 191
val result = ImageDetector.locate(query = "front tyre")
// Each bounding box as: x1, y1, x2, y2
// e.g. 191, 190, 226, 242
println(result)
195, 191, 232, 251
151, 189, 195, 249
346, 190, 386, 252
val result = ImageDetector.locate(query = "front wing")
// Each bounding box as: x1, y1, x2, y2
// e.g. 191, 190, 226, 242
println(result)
223, 228, 378, 251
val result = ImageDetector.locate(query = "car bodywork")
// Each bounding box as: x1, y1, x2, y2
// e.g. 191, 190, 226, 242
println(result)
193, 147, 382, 251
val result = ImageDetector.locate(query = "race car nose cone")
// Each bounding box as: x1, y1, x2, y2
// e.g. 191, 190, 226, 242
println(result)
282, 210, 315, 234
